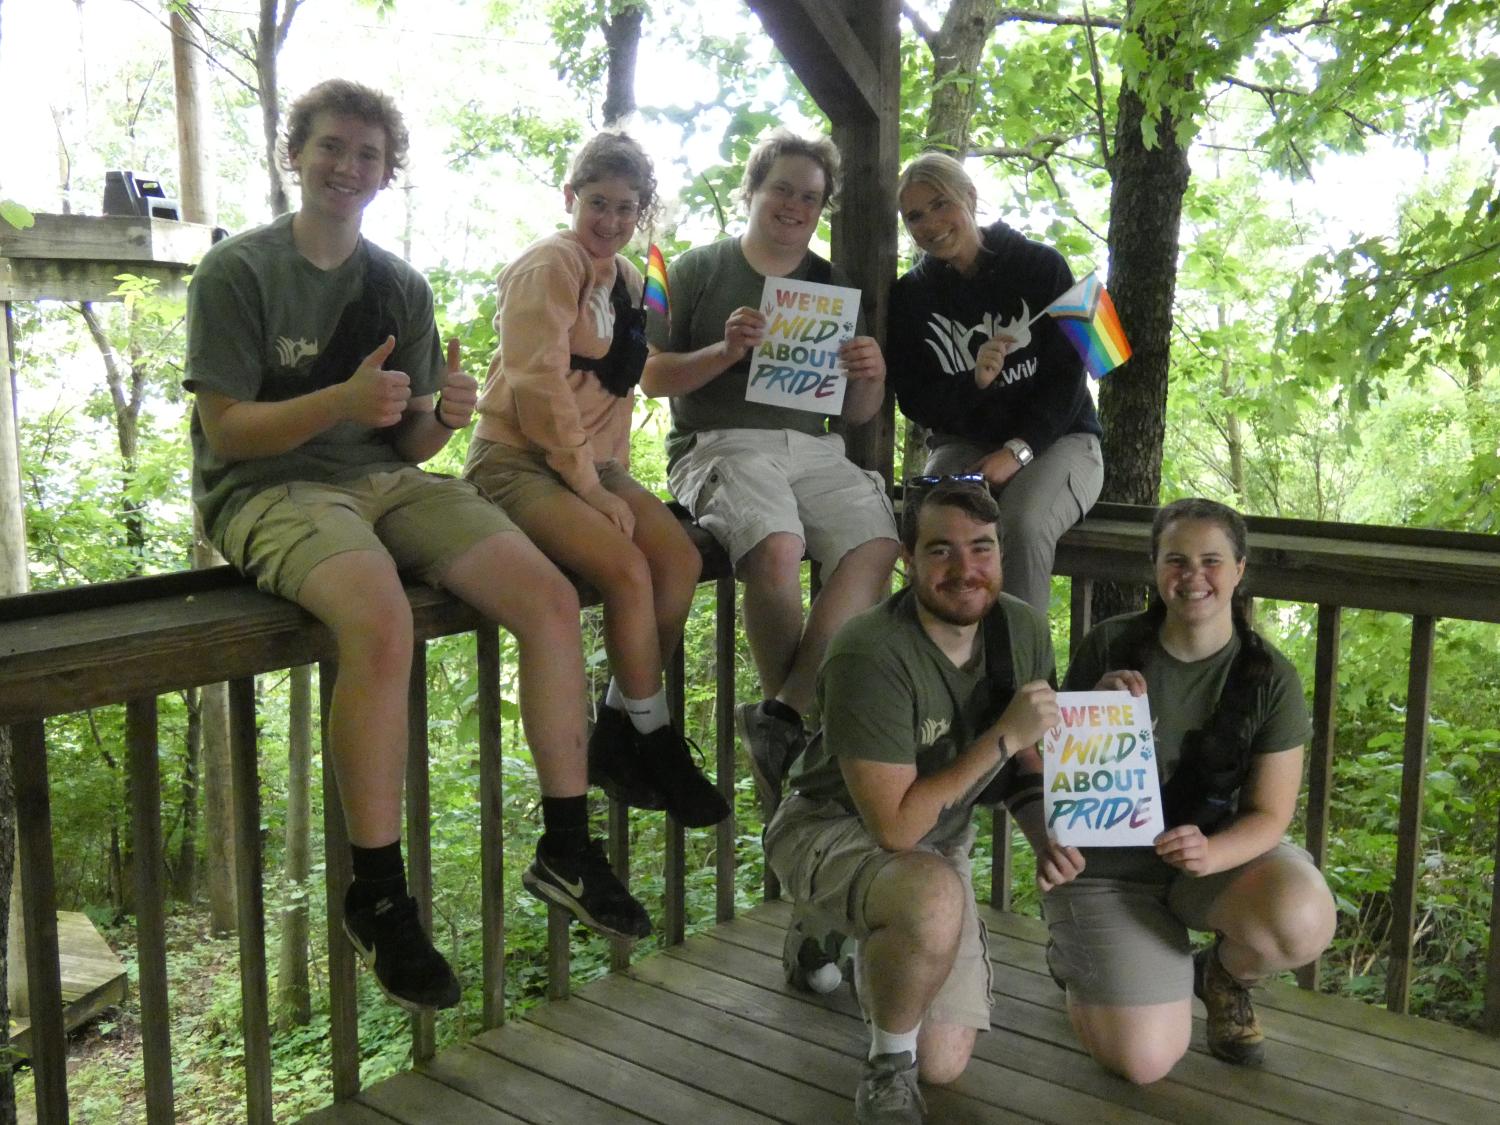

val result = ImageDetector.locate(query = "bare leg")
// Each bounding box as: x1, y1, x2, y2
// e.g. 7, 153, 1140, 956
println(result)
620, 484, 702, 665
858, 851, 965, 1032
439, 530, 588, 796
1205, 851, 1337, 981
295, 550, 415, 847
737, 531, 808, 700
1065, 998, 1192, 1085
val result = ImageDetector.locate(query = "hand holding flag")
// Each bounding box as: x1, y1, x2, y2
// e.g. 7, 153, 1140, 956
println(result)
1029, 272, 1131, 379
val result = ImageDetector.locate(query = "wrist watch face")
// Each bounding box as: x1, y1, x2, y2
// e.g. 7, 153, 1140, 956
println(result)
1017, 446, 1033, 465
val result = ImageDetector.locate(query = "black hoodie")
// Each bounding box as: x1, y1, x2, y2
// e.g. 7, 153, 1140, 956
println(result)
888, 219, 1101, 457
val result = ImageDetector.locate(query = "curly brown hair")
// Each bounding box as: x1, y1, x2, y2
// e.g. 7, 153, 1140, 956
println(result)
566, 132, 660, 231
280, 79, 409, 183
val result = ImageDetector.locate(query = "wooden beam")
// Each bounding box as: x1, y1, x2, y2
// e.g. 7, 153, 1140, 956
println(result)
1387, 615, 1435, 1015
0, 214, 213, 264
747, 0, 880, 123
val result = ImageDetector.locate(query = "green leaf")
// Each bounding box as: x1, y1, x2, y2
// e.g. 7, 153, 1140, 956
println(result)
1, 199, 35, 230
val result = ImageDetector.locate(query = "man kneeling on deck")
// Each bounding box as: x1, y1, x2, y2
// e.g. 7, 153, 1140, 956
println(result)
765, 478, 1059, 1123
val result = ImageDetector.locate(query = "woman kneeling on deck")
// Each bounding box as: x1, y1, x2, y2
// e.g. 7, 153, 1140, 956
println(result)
1010, 498, 1336, 1083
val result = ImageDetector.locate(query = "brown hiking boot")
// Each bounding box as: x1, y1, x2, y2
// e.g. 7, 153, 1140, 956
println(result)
1194, 940, 1265, 1065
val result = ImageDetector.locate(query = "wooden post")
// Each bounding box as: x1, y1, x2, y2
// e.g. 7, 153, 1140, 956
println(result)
715, 574, 737, 923
3, 297, 27, 1026
1387, 615, 1435, 1015
477, 627, 506, 1028
1298, 604, 1341, 991
170, 9, 216, 227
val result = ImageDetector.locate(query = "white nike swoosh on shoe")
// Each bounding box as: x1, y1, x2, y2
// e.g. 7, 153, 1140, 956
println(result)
540, 860, 584, 898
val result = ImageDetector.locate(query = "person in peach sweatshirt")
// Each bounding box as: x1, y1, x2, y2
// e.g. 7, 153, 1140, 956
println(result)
465, 132, 728, 830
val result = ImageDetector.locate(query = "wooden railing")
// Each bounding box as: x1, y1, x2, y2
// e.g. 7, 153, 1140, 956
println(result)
3, 505, 1498, 1122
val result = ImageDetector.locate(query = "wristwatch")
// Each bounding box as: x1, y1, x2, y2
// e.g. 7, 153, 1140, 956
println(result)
1003, 438, 1033, 467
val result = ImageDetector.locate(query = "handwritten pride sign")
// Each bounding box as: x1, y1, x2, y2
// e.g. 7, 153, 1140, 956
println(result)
1042, 691, 1164, 847
744, 275, 860, 414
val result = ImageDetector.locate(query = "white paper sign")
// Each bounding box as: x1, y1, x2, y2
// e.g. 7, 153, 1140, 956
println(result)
1042, 690, 1165, 847
744, 274, 860, 414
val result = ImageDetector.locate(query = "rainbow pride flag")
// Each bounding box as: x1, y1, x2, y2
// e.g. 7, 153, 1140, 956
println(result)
643, 243, 669, 318
1042, 272, 1131, 378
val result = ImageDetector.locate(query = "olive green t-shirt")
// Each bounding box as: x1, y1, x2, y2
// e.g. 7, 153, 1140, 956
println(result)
645, 236, 865, 469
184, 213, 443, 536
793, 587, 1055, 850
1061, 611, 1312, 881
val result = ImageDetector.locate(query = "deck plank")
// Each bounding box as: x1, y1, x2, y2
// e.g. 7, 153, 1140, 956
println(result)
296, 900, 1500, 1124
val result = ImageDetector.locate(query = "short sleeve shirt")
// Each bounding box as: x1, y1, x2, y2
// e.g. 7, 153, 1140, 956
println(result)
794, 588, 1056, 850
645, 236, 865, 469
184, 213, 443, 535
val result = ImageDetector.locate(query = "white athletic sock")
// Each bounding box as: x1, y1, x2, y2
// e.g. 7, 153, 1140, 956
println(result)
622, 687, 670, 734
869, 1023, 920, 1061
605, 677, 626, 711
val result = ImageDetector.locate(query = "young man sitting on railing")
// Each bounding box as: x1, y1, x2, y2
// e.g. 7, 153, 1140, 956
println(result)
184, 80, 650, 1013
640, 128, 900, 813
764, 478, 1058, 1124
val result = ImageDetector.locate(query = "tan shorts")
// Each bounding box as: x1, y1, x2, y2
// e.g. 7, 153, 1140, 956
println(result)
764, 795, 993, 1031
215, 467, 516, 600
464, 437, 645, 519
1042, 841, 1320, 1006
668, 429, 896, 572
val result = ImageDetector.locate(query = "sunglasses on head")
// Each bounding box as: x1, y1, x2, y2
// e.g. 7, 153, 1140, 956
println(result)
905, 473, 986, 488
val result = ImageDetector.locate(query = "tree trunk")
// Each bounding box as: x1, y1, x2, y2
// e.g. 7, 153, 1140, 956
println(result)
0, 731, 15, 1125
276, 665, 313, 1028
1095, 16, 1191, 620
1217, 304, 1246, 502
256, 0, 291, 217
601, 3, 642, 127
174, 690, 201, 900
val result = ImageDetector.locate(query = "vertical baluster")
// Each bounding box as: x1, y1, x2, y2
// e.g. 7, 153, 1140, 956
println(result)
406, 647, 436, 1060
1068, 576, 1093, 657
1387, 615, 1435, 1014
320, 660, 360, 1100
715, 574, 737, 923
1297, 604, 1341, 991
608, 799, 632, 972
13, 720, 68, 1123
989, 808, 1013, 912
227, 677, 272, 1124
126, 698, 175, 1122
476, 626, 506, 1028
1485, 805, 1500, 1033
663, 641, 687, 945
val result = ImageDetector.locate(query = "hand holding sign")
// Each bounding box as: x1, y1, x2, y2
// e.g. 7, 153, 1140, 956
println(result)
723, 306, 767, 364
1042, 690, 1165, 847
346, 335, 410, 428
839, 335, 885, 383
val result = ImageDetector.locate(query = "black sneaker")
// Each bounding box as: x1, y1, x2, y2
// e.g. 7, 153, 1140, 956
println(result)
736, 701, 807, 814
523, 839, 652, 940
342, 891, 460, 1012
588, 702, 666, 809
638, 726, 731, 828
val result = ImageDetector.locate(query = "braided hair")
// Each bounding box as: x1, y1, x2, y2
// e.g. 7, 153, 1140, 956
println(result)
1124, 499, 1272, 832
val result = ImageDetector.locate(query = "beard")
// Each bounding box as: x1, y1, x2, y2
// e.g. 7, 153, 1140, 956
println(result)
916, 577, 1001, 627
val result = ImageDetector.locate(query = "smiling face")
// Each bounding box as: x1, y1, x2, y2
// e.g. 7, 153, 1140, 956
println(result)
290, 112, 390, 222
907, 501, 1004, 628
899, 180, 982, 272
746, 154, 827, 252
564, 175, 642, 260
1153, 517, 1246, 631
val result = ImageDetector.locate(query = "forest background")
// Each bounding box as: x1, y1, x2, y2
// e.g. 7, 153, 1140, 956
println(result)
0, 0, 1497, 1120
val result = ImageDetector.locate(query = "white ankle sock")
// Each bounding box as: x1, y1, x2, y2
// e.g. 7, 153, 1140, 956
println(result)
869, 1023, 919, 1061
622, 687, 670, 734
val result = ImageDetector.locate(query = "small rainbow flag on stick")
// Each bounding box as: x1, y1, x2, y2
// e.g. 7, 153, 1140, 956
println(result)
1030, 271, 1131, 378
643, 243, 670, 318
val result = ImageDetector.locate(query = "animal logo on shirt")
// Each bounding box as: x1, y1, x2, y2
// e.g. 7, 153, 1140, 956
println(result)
919, 716, 952, 747
274, 336, 320, 368
923, 306, 1035, 384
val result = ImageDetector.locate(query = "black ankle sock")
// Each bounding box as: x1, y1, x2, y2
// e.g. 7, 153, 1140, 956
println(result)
540, 795, 590, 857
349, 840, 406, 908
764, 699, 802, 727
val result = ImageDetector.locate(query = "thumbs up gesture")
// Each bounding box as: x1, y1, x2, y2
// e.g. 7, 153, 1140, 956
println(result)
345, 335, 411, 428
434, 337, 477, 430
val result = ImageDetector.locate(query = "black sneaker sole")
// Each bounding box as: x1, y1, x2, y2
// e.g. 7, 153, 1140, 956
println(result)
522, 865, 652, 941
341, 916, 460, 1013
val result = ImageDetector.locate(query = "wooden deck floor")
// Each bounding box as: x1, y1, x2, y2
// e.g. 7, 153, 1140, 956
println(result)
301, 900, 1500, 1124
